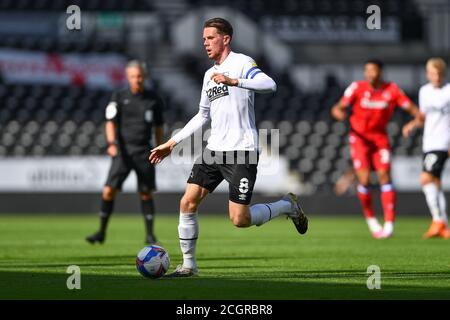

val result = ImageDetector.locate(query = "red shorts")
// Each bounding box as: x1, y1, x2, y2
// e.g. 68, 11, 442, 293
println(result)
349, 132, 391, 171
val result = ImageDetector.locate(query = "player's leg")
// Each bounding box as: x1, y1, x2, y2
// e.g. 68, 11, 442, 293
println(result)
438, 186, 450, 239
371, 143, 396, 238
376, 168, 395, 237
228, 201, 251, 227
168, 159, 223, 277
351, 135, 381, 235
224, 156, 308, 234
228, 195, 308, 234
168, 183, 209, 277
86, 156, 130, 244
133, 153, 158, 244
355, 169, 382, 235
421, 151, 448, 239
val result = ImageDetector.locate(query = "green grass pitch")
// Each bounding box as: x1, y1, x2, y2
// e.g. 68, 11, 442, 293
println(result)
0, 214, 449, 299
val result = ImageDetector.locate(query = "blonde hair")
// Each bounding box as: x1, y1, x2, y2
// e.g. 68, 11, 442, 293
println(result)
426, 57, 447, 74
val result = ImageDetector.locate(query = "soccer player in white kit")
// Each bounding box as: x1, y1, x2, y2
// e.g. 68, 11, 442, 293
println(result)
149, 18, 308, 277
403, 58, 450, 239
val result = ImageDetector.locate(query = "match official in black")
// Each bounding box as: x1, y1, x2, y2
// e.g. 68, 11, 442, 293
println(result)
86, 60, 165, 244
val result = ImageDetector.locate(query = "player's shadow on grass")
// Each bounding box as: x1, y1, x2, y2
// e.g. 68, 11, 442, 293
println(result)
198, 255, 286, 261
1, 270, 450, 300
0, 255, 137, 269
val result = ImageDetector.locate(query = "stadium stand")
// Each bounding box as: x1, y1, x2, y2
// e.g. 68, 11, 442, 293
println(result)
0, 0, 155, 11
0, 0, 428, 194
0, 73, 422, 194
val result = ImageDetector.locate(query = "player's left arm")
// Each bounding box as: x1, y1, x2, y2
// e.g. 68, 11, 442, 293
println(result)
397, 87, 425, 137
210, 60, 277, 93
402, 103, 424, 137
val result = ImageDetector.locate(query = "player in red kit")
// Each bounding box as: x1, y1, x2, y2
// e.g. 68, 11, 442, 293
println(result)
331, 59, 423, 239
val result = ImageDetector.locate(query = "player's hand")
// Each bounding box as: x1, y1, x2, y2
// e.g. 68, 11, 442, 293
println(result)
107, 144, 118, 157
211, 73, 238, 86
402, 121, 416, 138
331, 106, 347, 121
149, 140, 176, 164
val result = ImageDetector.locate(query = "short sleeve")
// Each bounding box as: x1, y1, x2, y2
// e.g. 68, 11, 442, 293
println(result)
105, 92, 119, 121
340, 81, 358, 106
153, 95, 165, 126
393, 84, 412, 109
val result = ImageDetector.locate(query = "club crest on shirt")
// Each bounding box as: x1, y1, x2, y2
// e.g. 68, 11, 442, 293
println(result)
206, 83, 229, 102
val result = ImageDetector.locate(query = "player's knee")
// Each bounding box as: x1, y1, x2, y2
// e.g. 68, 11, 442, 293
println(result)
140, 192, 152, 201
355, 170, 370, 186
420, 172, 436, 186
180, 195, 200, 213
102, 187, 117, 200
230, 214, 251, 228
377, 171, 391, 185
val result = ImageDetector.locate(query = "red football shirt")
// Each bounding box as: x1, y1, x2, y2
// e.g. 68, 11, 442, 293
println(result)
340, 80, 411, 136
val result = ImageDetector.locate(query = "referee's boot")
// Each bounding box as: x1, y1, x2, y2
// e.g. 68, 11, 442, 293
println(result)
283, 193, 309, 235
86, 231, 105, 244
145, 234, 158, 245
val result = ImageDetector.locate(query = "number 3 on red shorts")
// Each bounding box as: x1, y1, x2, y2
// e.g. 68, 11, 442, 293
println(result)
379, 149, 390, 164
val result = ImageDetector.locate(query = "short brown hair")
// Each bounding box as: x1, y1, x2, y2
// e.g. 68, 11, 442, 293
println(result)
204, 17, 233, 39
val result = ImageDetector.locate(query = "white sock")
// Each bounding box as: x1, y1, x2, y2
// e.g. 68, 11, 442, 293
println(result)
439, 191, 448, 226
422, 183, 442, 222
249, 199, 291, 226
366, 217, 382, 233
383, 221, 394, 234
178, 212, 198, 270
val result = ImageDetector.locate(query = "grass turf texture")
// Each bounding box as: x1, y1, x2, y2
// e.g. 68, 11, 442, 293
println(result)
0, 214, 449, 300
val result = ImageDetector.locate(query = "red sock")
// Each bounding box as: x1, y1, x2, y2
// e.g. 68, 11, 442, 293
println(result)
357, 185, 375, 218
381, 184, 396, 222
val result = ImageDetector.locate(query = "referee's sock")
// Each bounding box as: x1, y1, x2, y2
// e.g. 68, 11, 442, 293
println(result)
141, 198, 156, 238
99, 199, 114, 234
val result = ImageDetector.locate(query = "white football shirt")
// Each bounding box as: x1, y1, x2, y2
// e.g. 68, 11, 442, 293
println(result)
172, 51, 276, 152
419, 83, 450, 152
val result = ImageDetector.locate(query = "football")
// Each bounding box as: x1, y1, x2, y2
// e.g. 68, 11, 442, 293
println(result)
136, 245, 170, 279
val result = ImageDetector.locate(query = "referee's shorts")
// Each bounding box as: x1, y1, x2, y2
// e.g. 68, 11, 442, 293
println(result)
105, 151, 156, 193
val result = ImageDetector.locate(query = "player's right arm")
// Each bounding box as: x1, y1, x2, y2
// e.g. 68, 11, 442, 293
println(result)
331, 101, 349, 121
331, 82, 357, 121
105, 92, 119, 157
149, 75, 211, 164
